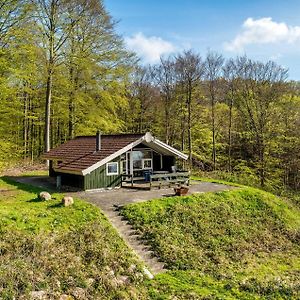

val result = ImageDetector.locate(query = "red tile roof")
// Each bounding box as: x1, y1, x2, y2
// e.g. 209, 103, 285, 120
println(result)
43, 134, 144, 173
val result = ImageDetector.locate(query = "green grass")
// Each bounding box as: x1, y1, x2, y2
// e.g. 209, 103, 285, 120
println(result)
2, 173, 300, 299
0, 177, 100, 233
121, 187, 300, 299
0, 177, 147, 299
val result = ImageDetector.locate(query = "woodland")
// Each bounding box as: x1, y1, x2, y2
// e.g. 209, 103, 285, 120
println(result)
1, 0, 300, 193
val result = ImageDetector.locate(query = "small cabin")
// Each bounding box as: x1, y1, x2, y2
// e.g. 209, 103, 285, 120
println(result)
43, 132, 189, 190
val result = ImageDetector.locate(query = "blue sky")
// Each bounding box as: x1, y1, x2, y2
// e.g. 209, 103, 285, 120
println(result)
105, 0, 300, 79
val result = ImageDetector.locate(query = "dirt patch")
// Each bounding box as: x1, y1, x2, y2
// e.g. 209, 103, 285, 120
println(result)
1, 163, 47, 176
0, 189, 17, 198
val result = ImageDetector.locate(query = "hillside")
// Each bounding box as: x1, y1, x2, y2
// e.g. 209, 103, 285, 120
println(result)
121, 187, 300, 299
0, 177, 148, 299
1, 174, 300, 299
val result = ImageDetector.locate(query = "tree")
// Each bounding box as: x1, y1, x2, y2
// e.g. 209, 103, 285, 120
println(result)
0, 0, 27, 47
175, 50, 204, 166
235, 57, 288, 186
204, 51, 224, 171
223, 58, 238, 172
31, 0, 86, 152
154, 56, 177, 144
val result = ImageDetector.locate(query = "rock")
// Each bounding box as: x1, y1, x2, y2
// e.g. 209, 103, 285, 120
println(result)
71, 287, 86, 299
86, 278, 94, 287
135, 272, 144, 281
142, 266, 154, 279
107, 270, 115, 278
59, 295, 74, 300
103, 266, 111, 272
127, 264, 136, 274
39, 191, 51, 201
116, 275, 130, 286
29, 290, 48, 300
62, 196, 74, 207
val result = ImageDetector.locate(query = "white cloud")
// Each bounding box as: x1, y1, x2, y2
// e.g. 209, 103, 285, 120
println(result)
225, 17, 300, 52
125, 32, 176, 63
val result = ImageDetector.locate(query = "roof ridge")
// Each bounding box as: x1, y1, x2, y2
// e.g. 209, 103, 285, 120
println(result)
75, 133, 146, 138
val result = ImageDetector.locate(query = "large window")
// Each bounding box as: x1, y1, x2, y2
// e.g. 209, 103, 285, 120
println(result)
132, 150, 152, 170
106, 162, 119, 176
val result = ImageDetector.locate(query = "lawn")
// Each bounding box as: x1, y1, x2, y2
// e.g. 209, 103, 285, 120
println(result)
2, 175, 300, 299
0, 177, 147, 299
121, 187, 300, 299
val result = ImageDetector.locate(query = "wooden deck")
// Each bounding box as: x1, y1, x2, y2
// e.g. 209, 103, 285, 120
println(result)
121, 171, 190, 190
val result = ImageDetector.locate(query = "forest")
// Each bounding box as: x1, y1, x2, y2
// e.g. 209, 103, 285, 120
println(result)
1, 0, 300, 193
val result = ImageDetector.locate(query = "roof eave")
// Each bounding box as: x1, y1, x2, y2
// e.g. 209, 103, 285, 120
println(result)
82, 135, 148, 176
53, 168, 83, 175
82, 132, 188, 175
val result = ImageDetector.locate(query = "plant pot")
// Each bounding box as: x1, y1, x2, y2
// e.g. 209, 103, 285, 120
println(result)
174, 186, 189, 196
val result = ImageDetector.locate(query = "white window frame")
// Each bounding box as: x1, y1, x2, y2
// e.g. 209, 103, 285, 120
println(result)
142, 158, 152, 170
106, 162, 119, 176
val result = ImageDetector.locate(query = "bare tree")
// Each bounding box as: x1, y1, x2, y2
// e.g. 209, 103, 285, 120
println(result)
175, 50, 205, 166
127, 66, 158, 133
153, 56, 177, 144
204, 51, 224, 171
235, 57, 288, 186
223, 58, 238, 172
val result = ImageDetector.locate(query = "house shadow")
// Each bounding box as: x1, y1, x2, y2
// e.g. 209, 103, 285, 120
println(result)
27, 197, 42, 203
48, 202, 64, 209
1, 176, 48, 194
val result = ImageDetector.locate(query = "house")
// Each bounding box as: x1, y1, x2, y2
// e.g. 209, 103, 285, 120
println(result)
43, 132, 189, 190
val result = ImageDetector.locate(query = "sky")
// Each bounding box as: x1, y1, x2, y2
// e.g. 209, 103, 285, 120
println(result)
105, 0, 300, 80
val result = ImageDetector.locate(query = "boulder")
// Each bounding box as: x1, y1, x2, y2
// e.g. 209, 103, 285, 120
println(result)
71, 287, 85, 299
62, 196, 74, 207
127, 264, 136, 274
39, 191, 51, 201
116, 275, 130, 286
29, 291, 48, 300
59, 295, 74, 300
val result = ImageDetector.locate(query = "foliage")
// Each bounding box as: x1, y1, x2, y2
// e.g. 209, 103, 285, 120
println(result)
121, 187, 300, 299
0, 0, 135, 163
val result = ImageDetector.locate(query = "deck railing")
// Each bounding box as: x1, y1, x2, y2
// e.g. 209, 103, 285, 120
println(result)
121, 171, 190, 189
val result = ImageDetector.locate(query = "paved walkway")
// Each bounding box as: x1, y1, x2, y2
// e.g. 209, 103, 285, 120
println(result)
8, 175, 235, 275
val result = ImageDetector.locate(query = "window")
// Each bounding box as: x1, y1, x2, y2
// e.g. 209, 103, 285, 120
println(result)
120, 159, 126, 174
132, 150, 152, 170
106, 162, 119, 176
143, 159, 152, 169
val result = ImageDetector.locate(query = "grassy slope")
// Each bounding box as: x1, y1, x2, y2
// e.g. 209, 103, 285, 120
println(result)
0, 177, 147, 299
121, 186, 300, 299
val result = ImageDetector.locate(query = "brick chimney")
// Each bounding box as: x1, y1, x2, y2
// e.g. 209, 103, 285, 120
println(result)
96, 131, 101, 151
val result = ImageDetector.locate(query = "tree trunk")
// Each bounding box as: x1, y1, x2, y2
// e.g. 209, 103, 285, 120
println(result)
187, 84, 192, 167
68, 66, 75, 139
228, 94, 233, 172
211, 92, 216, 171
44, 70, 52, 153
258, 136, 265, 187
23, 84, 28, 159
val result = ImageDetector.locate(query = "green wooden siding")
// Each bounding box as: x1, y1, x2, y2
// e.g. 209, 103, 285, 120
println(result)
84, 157, 121, 190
